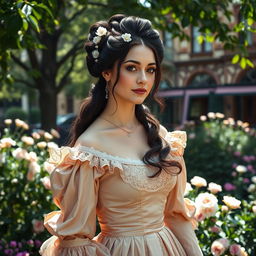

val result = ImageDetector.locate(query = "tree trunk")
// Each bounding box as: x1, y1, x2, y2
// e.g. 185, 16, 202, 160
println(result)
39, 87, 57, 131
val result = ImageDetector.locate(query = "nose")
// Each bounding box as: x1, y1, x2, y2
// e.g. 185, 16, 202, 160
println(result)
137, 71, 147, 85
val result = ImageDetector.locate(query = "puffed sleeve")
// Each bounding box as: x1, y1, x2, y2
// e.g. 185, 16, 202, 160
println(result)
39, 147, 111, 256
163, 131, 203, 256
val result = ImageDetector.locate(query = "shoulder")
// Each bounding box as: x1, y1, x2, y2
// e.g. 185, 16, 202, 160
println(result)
75, 120, 103, 148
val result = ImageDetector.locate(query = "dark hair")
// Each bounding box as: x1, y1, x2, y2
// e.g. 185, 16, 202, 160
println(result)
68, 14, 182, 176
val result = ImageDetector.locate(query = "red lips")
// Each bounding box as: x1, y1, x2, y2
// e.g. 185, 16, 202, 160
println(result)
132, 88, 147, 94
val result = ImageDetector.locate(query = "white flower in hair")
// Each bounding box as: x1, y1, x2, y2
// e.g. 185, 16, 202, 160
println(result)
92, 50, 99, 59
121, 33, 132, 42
93, 36, 101, 44
96, 26, 107, 36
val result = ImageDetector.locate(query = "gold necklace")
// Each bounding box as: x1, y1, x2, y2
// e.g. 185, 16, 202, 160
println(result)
101, 117, 135, 137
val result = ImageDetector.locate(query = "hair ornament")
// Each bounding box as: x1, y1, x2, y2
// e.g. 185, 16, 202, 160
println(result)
96, 26, 108, 36
93, 36, 101, 44
121, 33, 132, 42
92, 49, 99, 59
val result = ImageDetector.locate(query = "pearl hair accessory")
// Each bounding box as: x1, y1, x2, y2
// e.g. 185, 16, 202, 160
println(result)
90, 26, 133, 62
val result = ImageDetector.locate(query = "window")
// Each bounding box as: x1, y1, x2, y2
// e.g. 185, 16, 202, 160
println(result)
163, 31, 173, 61
188, 73, 216, 87
239, 69, 256, 84
191, 27, 212, 54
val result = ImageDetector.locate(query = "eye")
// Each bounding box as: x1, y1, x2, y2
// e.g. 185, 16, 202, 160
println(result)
126, 65, 137, 72
147, 67, 156, 74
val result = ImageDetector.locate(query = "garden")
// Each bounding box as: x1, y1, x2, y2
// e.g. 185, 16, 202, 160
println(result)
0, 113, 255, 256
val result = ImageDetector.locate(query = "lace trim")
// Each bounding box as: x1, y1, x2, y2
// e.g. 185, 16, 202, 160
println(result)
47, 130, 185, 192
120, 165, 176, 192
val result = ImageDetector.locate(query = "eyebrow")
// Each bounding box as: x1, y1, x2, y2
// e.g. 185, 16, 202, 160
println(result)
123, 60, 156, 66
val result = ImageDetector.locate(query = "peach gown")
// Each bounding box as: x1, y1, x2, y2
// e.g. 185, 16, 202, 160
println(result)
39, 131, 203, 256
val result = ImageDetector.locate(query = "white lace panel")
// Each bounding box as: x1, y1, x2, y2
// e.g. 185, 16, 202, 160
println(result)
119, 164, 177, 192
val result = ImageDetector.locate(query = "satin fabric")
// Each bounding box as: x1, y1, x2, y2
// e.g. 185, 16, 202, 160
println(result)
39, 131, 203, 256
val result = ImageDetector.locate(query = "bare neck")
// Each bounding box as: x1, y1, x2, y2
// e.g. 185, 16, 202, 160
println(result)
100, 99, 139, 128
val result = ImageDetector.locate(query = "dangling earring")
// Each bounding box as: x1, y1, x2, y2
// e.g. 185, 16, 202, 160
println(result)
105, 83, 109, 99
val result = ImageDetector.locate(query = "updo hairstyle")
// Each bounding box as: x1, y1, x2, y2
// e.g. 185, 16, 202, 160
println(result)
68, 14, 182, 176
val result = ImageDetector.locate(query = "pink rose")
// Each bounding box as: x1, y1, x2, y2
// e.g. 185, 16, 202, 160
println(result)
211, 240, 225, 256
229, 244, 242, 256
210, 226, 221, 233
32, 219, 45, 233
224, 183, 236, 191
40, 177, 51, 190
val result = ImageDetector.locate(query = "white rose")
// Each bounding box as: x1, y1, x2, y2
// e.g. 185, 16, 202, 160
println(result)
200, 115, 207, 121
236, 165, 247, 173
0, 138, 16, 148
207, 112, 216, 119
21, 136, 34, 146
50, 128, 60, 138
247, 184, 256, 193
190, 176, 207, 187
44, 132, 53, 140
223, 196, 241, 209
37, 141, 47, 149
4, 119, 12, 125
215, 112, 224, 119
208, 182, 222, 194
251, 176, 256, 183
195, 192, 218, 218
12, 148, 29, 160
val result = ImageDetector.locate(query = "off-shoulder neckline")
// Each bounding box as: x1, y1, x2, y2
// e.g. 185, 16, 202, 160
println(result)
76, 145, 146, 165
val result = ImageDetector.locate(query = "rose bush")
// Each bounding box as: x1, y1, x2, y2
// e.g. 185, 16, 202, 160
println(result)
0, 119, 58, 255
186, 174, 256, 255
1, 116, 256, 255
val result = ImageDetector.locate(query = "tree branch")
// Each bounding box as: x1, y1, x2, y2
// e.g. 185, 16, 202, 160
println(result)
57, 39, 83, 69
27, 49, 40, 70
10, 53, 30, 72
56, 53, 78, 93
14, 78, 36, 89
67, 6, 87, 24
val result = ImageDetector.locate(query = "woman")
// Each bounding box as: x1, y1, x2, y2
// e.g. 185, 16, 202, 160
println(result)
40, 14, 203, 256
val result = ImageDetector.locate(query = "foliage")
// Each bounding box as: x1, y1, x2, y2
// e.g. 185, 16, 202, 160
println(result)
0, 117, 256, 255
0, 239, 42, 256
28, 107, 40, 124
0, 119, 59, 254
1, 1, 255, 130
187, 172, 256, 255
184, 112, 256, 186
4, 107, 28, 121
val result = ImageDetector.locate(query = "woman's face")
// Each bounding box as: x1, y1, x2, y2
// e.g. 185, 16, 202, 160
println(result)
107, 44, 157, 105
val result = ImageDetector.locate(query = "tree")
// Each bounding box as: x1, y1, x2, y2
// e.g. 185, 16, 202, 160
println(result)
0, 0, 255, 130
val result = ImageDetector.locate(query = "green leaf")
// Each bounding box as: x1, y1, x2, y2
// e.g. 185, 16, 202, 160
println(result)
200, 11, 205, 19
240, 57, 247, 69
28, 15, 40, 33
246, 59, 254, 68
32, 8, 42, 20
22, 19, 28, 31
232, 54, 240, 64
197, 35, 204, 44
247, 18, 254, 26
206, 35, 214, 43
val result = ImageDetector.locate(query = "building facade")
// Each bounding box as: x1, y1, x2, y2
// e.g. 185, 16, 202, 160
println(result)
157, 6, 256, 129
